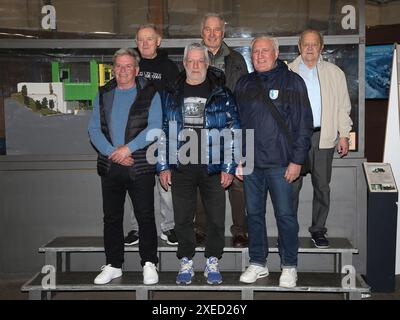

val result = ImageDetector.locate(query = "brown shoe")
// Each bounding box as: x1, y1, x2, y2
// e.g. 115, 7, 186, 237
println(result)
232, 234, 248, 248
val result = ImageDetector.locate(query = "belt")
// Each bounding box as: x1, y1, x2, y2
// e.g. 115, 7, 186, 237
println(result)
313, 127, 321, 132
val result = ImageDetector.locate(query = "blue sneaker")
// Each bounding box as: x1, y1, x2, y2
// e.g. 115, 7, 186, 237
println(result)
176, 257, 194, 284
204, 257, 222, 284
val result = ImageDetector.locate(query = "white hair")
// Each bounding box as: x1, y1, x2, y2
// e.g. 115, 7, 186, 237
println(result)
200, 13, 226, 33
251, 36, 279, 53
183, 42, 210, 65
112, 48, 140, 67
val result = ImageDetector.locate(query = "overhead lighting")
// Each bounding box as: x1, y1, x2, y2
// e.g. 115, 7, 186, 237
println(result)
92, 31, 116, 35
0, 32, 37, 38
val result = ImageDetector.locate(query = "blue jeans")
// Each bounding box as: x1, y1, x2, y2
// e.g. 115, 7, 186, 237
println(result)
244, 167, 299, 267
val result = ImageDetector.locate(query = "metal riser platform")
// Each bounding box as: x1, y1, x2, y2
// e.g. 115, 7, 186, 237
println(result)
22, 271, 370, 300
39, 236, 358, 273
21, 236, 370, 300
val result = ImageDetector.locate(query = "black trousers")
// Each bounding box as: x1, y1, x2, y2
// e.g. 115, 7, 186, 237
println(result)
101, 164, 158, 268
171, 165, 226, 260
195, 176, 247, 237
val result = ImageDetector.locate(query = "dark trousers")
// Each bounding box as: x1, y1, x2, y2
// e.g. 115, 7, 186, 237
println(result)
292, 131, 335, 234
171, 165, 225, 259
195, 176, 247, 236
101, 164, 158, 268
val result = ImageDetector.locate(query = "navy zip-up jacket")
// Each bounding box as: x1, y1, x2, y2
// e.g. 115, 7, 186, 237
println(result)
234, 59, 313, 168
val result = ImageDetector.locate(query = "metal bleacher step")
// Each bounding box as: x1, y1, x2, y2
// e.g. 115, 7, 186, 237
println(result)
21, 270, 370, 300
22, 236, 369, 300
39, 236, 358, 273
39, 236, 358, 254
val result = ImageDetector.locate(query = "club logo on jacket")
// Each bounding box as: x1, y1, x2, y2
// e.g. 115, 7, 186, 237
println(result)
269, 89, 279, 100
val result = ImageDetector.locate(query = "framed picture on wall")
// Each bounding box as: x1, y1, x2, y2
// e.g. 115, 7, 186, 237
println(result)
365, 44, 395, 99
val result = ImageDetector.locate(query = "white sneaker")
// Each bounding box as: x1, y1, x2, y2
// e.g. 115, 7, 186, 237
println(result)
94, 264, 122, 284
279, 267, 297, 288
143, 262, 158, 285
239, 264, 269, 283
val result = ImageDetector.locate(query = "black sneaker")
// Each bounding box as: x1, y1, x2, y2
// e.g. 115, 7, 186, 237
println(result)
311, 232, 330, 249
161, 229, 178, 245
124, 230, 139, 246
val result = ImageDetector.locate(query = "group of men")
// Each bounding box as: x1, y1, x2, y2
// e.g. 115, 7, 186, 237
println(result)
88, 13, 352, 288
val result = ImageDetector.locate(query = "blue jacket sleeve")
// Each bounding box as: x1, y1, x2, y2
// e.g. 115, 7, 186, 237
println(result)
220, 90, 241, 175
156, 93, 171, 173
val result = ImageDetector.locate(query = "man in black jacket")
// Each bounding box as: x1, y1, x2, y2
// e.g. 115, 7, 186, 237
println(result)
124, 24, 180, 247
195, 13, 249, 248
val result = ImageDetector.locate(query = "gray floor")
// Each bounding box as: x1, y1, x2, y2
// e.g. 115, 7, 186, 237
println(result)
1, 274, 399, 300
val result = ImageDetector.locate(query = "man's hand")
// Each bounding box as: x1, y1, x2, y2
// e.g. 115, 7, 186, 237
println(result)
109, 145, 132, 164
221, 172, 234, 189
337, 137, 349, 158
284, 163, 301, 183
159, 170, 172, 191
118, 157, 134, 166
235, 163, 244, 181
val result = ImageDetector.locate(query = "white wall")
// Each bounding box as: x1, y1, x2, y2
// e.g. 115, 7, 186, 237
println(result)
383, 47, 400, 274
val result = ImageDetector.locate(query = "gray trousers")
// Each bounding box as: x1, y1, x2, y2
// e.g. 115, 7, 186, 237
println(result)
292, 131, 335, 234
129, 177, 175, 233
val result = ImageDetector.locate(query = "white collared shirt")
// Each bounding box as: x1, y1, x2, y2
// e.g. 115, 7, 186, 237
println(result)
299, 59, 322, 128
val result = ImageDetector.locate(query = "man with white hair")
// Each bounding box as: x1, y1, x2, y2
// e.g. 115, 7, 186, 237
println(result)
235, 36, 313, 288
124, 23, 180, 247
195, 13, 249, 248
289, 29, 353, 249
158, 42, 240, 285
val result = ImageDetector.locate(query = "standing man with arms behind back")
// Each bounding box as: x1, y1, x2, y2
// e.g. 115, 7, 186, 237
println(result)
124, 24, 180, 247
289, 29, 353, 249
236, 36, 313, 288
195, 13, 249, 248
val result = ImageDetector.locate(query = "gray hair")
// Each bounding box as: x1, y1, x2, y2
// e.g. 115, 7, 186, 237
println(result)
112, 48, 140, 67
200, 13, 226, 33
183, 42, 210, 65
251, 36, 279, 53
298, 29, 324, 47
135, 23, 161, 39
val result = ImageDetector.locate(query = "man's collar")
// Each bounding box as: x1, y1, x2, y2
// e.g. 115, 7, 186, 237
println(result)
300, 55, 322, 69
202, 40, 230, 57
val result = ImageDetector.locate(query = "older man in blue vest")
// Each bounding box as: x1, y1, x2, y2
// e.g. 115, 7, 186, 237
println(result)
88, 48, 162, 285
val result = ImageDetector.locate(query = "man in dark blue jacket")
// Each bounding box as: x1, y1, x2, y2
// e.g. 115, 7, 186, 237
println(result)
157, 42, 240, 285
235, 36, 313, 288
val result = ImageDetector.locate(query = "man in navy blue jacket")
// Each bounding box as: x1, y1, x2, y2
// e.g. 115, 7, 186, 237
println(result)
235, 36, 313, 288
